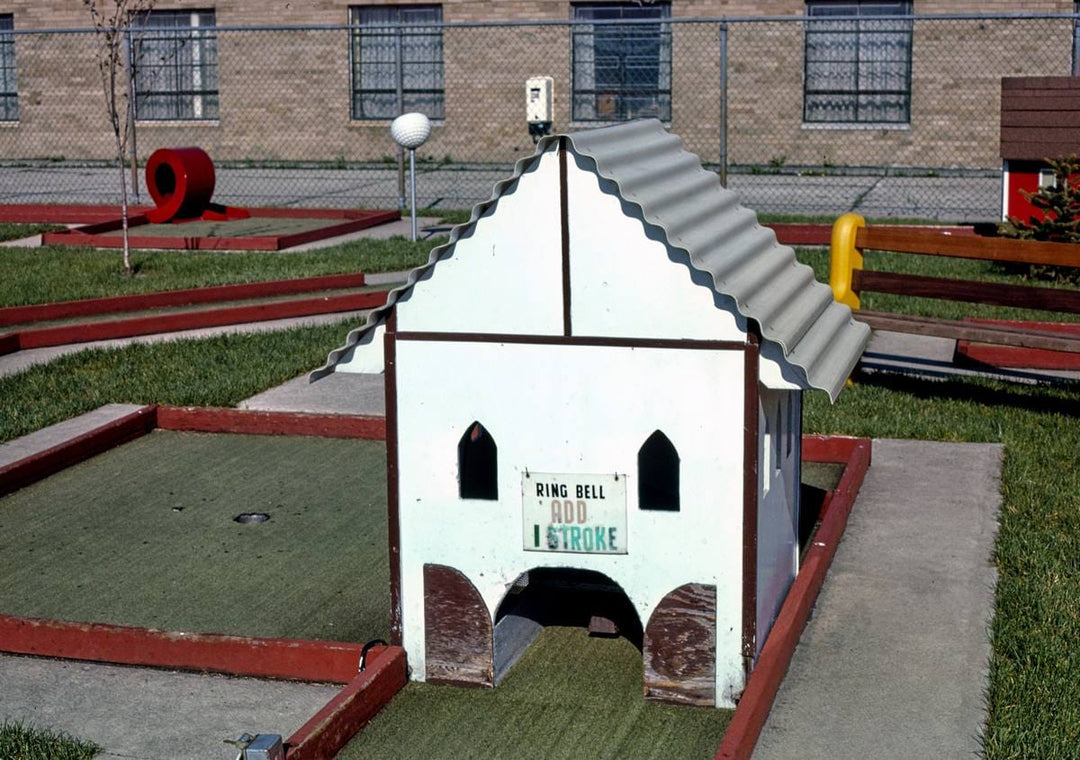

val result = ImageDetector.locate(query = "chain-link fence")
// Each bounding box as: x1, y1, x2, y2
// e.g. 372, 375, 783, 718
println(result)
0, 13, 1075, 222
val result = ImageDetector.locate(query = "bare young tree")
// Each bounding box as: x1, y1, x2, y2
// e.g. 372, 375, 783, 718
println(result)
83, 0, 154, 276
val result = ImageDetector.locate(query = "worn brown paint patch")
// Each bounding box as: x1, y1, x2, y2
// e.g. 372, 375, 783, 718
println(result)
423, 564, 493, 687
643, 583, 717, 707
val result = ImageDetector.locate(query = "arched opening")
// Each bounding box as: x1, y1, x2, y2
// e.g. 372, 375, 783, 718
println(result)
458, 421, 497, 500
492, 567, 642, 684
638, 430, 680, 511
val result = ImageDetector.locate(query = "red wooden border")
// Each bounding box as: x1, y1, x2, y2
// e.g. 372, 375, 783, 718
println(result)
1, 290, 390, 355
0, 614, 370, 683
156, 406, 386, 439
0, 406, 157, 497
955, 319, 1080, 370
0, 273, 370, 328
716, 436, 872, 760
42, 209, 400, 251
284, 646, 408, 760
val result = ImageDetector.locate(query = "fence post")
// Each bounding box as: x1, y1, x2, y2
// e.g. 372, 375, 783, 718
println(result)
718, 21, 728, 188
124, 27, 140, 205
396, 25, 406, 211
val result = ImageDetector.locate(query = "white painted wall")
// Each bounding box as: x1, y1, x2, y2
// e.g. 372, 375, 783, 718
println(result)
394, 339, 748, 707
755, 387, 800, 657
396, 146, 565, 336
565, 150, 746, 342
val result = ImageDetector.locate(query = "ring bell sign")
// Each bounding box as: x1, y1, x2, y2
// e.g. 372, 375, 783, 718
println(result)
522, 472, 627, 554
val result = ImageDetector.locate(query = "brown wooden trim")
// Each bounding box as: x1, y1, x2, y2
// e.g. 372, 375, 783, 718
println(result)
854, 311, 1080, 353
0, 613, 375, 684
8, 291, 391, 352
856, 226, 1080, 267
395, 331, 745, 352
423, 564, 494, 687
741, 332, 759, 672
643, 583, 717, 706
559, 136, 572, 337
957, 319, 1080, 370
0, 406, 157, 497
1001, 111, 1080, 129
156, 406, 386, 440
0, 273, 370, 328
1002, 76, 1080, 91
853, 270, 1080, 315
284, 646, 408, 760
384, 308, 403, 646
716, 437, 871, 760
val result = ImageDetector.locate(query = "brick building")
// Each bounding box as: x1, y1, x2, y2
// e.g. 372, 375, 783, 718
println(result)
0, 1, 1076, 180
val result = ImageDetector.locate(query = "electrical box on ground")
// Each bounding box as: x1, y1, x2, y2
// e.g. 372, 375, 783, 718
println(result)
526, 76, 554, 141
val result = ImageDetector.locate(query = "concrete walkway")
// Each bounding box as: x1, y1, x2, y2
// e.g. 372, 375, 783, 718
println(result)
754, 439, 1002, 759
0, 655, 338, 760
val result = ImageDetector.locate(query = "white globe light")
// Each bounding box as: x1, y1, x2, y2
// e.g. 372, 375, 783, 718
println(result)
390, 112, 432, 150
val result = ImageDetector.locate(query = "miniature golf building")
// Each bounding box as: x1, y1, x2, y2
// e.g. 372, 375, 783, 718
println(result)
1000, 76, 1080, 223
313, 119, 869, 708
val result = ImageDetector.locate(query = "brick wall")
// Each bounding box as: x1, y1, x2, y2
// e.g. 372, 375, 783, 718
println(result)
0, 2, 1076, 172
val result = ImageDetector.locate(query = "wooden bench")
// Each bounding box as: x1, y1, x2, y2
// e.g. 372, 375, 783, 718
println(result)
829, 213, 1080, 356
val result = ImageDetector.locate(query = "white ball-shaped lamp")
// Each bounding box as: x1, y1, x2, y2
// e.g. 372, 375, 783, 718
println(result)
390, 112, 431, 150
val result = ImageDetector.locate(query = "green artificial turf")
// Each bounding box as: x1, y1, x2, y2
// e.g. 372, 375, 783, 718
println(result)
0, 431, 389, 641
0, 720, 99, 760
338, 627, 731, 760
0, 236, 440, 308
0, 223, 65, 242
799, 461, 844, 492
0, 319, 356, 445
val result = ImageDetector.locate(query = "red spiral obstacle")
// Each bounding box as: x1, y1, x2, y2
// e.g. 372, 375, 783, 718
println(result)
144, 147, 248, 223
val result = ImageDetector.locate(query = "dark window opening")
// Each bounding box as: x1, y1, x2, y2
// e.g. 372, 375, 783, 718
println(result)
571, 2, 671, 122
133, 10, 219, 121
804, 1, 912, 124
350, 5, 444, 120
638, 430, 679, 511
459, 421, 497, 500
0, 15, 17, 121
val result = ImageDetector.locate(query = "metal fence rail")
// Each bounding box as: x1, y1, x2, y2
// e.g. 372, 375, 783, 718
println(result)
0, 14, 1073, 222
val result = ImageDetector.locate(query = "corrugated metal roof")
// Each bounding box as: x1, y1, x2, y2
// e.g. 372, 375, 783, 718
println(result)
311, 119, 869, 400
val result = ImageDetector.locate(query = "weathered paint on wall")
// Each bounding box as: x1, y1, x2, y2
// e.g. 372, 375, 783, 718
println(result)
395, 339, 747, 706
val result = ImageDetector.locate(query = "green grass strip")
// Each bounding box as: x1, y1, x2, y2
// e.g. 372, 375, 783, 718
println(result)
0, 720, 99, 760
0, 319, 356, 444
338, 627, 730, 760
0, 223, 65, 243
0, 236, 441, 308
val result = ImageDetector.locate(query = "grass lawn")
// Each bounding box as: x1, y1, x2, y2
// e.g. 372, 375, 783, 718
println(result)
0, 223, 65, 243
0, 318, 357, 444
0, 236, 441, 308
0, 720, 99, 760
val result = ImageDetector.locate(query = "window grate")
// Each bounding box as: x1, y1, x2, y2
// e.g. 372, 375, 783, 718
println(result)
572, 2, 671, 122
804, 1, 912, 124
350, 5, 444, 121
0, 15, 16, 121
133, 10, 219, 121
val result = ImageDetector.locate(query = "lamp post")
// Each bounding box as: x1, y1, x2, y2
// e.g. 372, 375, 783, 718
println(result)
390, 112, 432, 243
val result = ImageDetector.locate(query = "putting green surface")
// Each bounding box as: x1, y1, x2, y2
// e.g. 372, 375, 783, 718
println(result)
101, 217, 343, 238
0, 431, 389, 642
800, 461, 844, 492
339, 626, 732, 760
